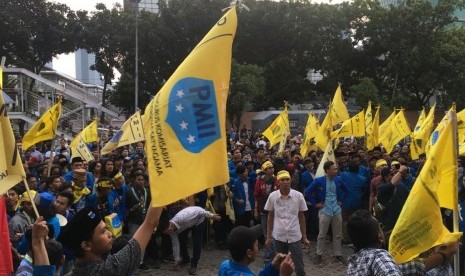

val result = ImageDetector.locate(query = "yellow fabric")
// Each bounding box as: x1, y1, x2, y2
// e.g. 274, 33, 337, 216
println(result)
460, 141, 465, 156
329, 84, 350, 126
389, 109, 462, 263
261, 161, 273, 171
0, 67, 2, 89
425, 106, 452, 154
20, 190, 37, 204
224, 184, 235, 223
367, 106, 380, 150
22, 101, 62, 151
71, 120, 98, 162
315, 142, 336, 178
379, 110, 411, 154
144, 7, 237, 207
457, 108, 465, 143
314, 105, 333, 151
410, 105, 435, 160
104, 213, 123, 238
72, 184, 91, 203
300, 112, 319, 157
276, 170, 291, 181
331, 110, 365, 139
375, 159, 387, 168
0, 92, 26, 195
112, 171, 123, 181
101, 111, 145, 155
262, 107, 290, 149
97, 180, 112, 188
378, 109, 396, 141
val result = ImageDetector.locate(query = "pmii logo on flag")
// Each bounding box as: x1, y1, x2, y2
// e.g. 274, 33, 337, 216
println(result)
166, 77, 221, 153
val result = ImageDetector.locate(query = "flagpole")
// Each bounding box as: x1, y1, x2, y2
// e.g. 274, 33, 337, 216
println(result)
47, 139, 56, 177
450, 108, 460, 276
22, 178, 39, 219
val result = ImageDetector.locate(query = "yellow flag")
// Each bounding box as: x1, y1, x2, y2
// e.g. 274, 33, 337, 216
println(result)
315, 142, 336, 178
367, 106, 380, 150
379, 110, 411, 154
0, 93, 26, 195
71, 120, 98, 162
365, 101, 373, 135
0, 67, 3, 89
22, 101, 62, 151
378, 109, 396, 140
426, 106, 454, 154
143, 7, 237, 207
300, 112, 319, 157
459, 141, 465, 156
410, 105, 435, 160
457, 108, 465, 143
263, 107, 290, 149
331, 110, 365, 139
330, 84, 350, 127
101, 112, 145, 155
314, 105, 333, 151
389, 110, 462, 263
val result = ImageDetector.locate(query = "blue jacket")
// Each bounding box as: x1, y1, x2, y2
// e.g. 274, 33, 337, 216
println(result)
111, 184, 128, 222
230, 176, 255, 216
305, 175, 348, 206
218, 259, 279, 276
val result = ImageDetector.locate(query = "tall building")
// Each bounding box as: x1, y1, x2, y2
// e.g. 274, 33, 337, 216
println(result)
75, 49, 104, 86
124, 0, 159, 13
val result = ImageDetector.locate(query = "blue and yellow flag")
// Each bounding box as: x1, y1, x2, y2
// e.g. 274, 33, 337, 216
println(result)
0, 90, 26, 195
22, 100, 62, 151
101, 112, 145, 155
144, 7, 237, 207
389, 109, 462, 263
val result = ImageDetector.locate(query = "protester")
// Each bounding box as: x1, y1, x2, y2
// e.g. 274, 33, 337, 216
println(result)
264, 170, 309, 276
347, 210, 459, 275
218, 224, 295, 276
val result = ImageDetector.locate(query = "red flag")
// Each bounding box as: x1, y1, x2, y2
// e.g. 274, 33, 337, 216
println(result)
0, 196, 13, 274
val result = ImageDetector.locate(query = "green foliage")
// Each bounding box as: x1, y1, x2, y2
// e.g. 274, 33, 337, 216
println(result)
228, 60, 265, 130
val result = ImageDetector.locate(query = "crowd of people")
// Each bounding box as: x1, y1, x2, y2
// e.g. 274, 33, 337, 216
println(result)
4, 125, 465, 275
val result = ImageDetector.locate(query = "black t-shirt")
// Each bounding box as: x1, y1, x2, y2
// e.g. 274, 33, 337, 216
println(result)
377, 182, 409, 231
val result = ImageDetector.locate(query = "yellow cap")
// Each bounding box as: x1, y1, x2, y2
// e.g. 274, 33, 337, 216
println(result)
277, 170, 291, 181
20, 190, 37, 204
375, 159, 388, 168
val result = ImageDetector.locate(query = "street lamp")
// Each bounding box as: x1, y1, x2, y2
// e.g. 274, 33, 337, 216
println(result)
134, 0, 140, 113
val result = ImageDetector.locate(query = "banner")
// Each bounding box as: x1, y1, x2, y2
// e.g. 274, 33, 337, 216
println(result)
389, 110, 462, 263
263, 107, 290, 149
71, 120, 98, 162
144, 6, 237, 206
0, 93, 26, 195
410, 105, 435, 160
314, 104, 333, 151
300, 112, 319, 157
379, 110, 411, 154
22, 100, 62, 151
315, 142, 336, 178
378, 109, 396, 140
330, 84, 350, 126
331, 110, 365, 139
101, 112, 145, 155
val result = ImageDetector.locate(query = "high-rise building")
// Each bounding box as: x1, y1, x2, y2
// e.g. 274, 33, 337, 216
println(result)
124, 0, 159, 13
75, 49, 104, 86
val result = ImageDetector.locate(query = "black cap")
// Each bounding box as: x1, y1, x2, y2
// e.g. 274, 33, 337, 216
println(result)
227, 224, 262, 253
58, 207, 102, 250
71, 156, 84, 164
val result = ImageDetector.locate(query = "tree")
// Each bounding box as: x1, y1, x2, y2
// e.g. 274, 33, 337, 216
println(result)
0, 0, 81, 73
228, 60, 265, 131
83, 3, 133, 122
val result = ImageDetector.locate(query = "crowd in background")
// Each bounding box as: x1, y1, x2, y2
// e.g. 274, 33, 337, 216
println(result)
4, 124, 465, 275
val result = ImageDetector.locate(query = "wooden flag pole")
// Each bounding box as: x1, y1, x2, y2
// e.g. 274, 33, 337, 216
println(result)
22, 178, 39, 219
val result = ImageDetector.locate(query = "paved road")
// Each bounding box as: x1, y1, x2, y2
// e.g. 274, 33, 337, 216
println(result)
135, 241, 353, 275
